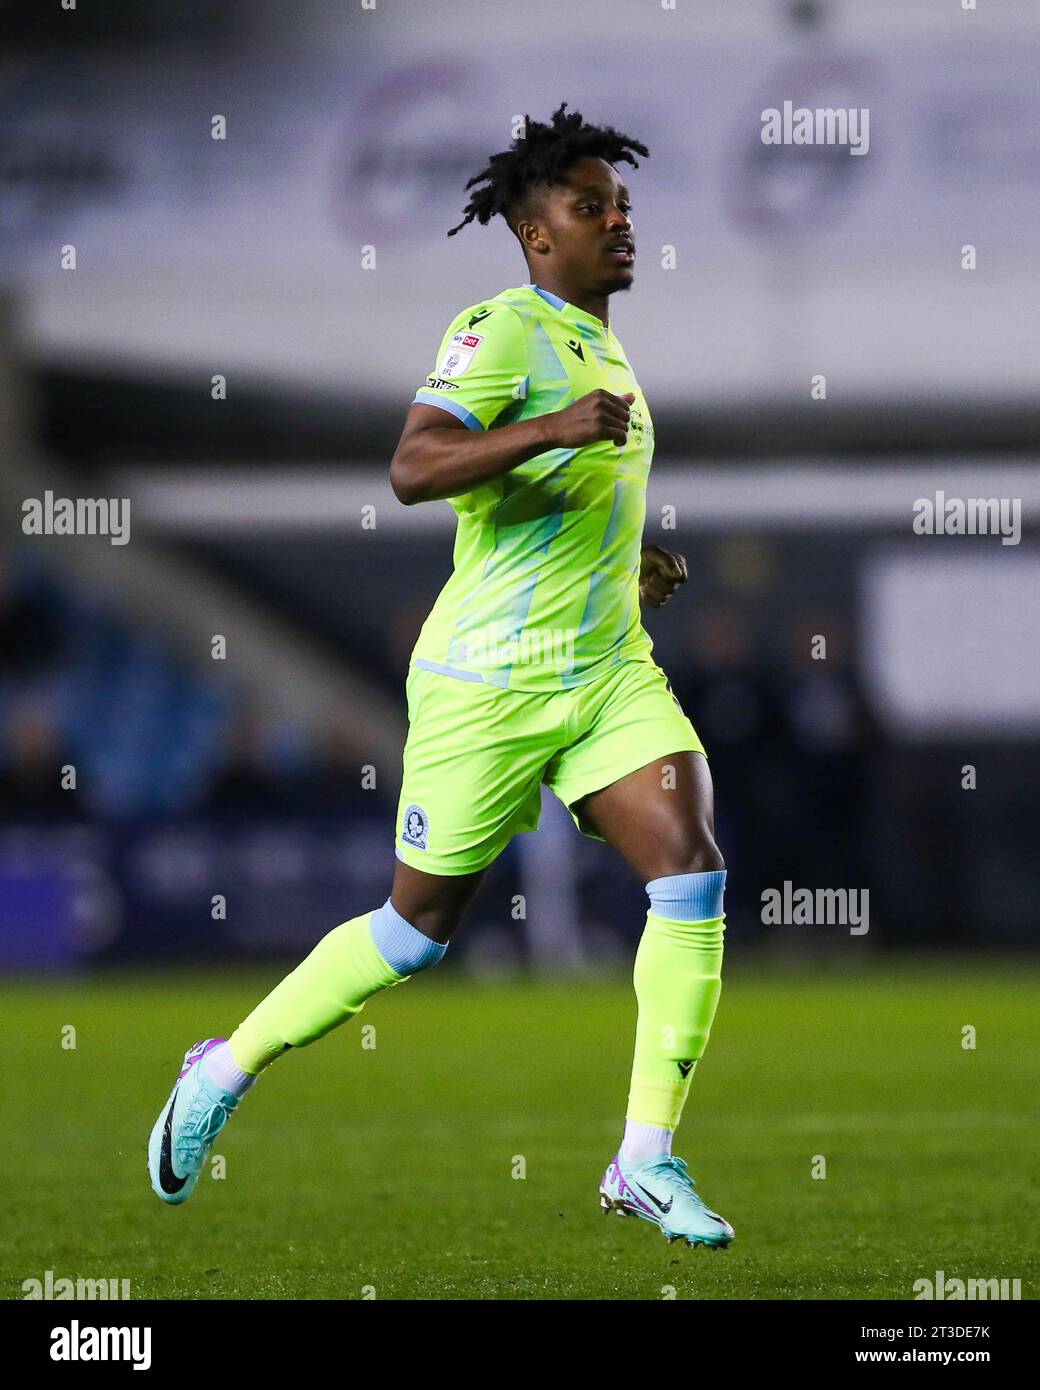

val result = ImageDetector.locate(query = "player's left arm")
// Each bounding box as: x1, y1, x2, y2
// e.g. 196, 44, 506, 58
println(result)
639, 545, 687, 607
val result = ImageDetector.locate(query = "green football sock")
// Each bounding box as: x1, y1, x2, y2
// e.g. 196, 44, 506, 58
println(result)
228, 910, 406, 1075
626, 889, 726, 1132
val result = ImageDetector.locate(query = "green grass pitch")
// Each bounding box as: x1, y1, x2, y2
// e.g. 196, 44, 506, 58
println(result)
2, 958, 1037, 1300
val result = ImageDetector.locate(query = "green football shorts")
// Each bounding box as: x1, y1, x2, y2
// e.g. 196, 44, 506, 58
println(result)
394, 658, 706, 876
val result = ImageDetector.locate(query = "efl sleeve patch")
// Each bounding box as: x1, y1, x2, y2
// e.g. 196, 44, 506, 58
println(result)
436, 331, 484, 378
413, 304, 530, 430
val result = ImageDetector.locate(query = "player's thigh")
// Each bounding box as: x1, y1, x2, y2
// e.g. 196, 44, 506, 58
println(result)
394, 665, 554, 884
548, 661, 722, 881
578, 750, 722, 882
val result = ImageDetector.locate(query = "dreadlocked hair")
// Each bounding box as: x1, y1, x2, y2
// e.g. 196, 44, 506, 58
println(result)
447, 101, 649, 237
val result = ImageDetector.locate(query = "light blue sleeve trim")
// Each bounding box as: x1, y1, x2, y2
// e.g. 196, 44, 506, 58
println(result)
412, 658, 485, 683
412, 391, 484, 431
369, 897, 447, 975
646, 870, 726, 922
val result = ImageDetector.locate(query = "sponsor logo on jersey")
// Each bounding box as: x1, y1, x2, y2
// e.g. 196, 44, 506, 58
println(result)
425, 376, 460, 391
436, 331, 484, 378
401, 804, 429, 850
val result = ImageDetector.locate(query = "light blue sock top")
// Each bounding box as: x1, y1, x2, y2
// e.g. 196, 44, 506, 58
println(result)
646, 870, 727, 922
369, 897, 448, 974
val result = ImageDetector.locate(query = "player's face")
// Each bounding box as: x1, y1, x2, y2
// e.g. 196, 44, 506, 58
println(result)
538, 157, 636, 295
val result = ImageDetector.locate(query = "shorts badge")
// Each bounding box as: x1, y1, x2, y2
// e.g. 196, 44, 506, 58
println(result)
401, 803, 429, 850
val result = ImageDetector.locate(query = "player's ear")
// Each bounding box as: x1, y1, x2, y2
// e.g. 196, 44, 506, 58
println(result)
516, 218, 547, 256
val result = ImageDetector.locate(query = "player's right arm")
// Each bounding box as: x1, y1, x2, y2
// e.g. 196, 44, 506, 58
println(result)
390, 393, 633, 505
389, 303, 633, 505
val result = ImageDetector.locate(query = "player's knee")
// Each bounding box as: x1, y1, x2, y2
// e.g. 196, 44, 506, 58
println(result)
657, 831, 724, 878
688, 839, 725, 875
395, 900, 466, 945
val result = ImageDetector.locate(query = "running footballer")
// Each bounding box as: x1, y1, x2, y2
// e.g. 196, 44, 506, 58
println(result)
148, 103, 734, 1250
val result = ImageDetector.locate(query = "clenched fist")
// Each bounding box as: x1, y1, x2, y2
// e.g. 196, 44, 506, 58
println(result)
546, 389, 636, 449
639, 545, 687, 607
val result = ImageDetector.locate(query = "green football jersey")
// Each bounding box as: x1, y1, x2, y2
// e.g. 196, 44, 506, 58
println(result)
409, 282, 656, 691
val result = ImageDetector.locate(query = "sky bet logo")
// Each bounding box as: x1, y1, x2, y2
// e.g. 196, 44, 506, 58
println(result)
436, 331, 484, 379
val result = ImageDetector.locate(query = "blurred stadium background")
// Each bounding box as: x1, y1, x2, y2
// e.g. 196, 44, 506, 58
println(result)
1, 0, 1038, 978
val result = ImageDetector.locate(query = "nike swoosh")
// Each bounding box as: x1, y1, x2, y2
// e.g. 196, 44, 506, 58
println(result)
636, 1182, 673, 1214
158, 1090, 188, 1195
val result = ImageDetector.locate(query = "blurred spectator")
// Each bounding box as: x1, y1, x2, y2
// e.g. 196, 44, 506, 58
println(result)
775, 609, 883, 891
287, 705, 379, 817
673, 605, 786, 785
669, 605, 787, 926
199, 710, 284, 818
0, 708, 83, 822
0, 558, 63, 679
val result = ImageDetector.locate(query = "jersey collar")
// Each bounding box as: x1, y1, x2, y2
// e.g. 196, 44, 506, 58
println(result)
524, 283, 610, 335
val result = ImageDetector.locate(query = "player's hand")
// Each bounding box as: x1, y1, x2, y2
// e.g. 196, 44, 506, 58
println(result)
546, 389, 636, 448
639, 545, 687, 607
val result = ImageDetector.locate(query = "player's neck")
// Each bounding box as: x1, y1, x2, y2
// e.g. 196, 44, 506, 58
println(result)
529, 274, 609, 328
